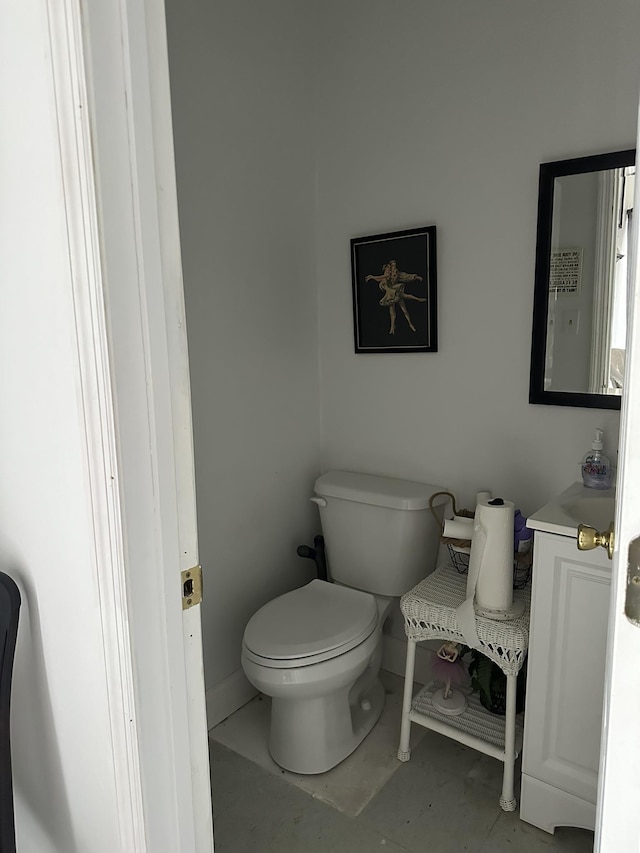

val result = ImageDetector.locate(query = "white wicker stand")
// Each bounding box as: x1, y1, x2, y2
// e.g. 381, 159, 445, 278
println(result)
397, 563, 531, 811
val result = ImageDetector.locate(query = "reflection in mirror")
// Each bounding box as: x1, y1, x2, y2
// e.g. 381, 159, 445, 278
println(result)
530, 149, 635, 409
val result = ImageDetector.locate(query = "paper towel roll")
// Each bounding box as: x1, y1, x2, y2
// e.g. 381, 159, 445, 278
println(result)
443, 516, 475, 540
468, 498, 515, 613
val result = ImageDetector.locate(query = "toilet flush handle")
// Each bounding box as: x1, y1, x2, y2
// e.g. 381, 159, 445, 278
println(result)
310, 497, 327, 507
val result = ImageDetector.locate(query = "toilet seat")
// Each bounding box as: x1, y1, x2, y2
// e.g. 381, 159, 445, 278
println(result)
243, 579, 378, 669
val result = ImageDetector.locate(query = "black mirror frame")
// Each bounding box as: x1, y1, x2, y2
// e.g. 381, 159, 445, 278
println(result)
529, 149, 635, 410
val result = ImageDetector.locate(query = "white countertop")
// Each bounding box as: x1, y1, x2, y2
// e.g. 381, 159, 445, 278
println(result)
526, 481, 616, 539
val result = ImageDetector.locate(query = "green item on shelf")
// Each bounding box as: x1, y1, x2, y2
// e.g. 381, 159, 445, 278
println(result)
462, 647, 527, 716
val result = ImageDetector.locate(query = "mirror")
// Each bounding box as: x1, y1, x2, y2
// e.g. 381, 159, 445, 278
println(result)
529, 149, 636, 409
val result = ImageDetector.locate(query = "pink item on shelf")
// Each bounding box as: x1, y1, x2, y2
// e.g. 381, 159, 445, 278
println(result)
431, 642, 468, 698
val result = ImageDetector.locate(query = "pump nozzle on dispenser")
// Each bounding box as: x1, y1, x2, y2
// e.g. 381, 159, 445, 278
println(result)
592, 428, 604, 451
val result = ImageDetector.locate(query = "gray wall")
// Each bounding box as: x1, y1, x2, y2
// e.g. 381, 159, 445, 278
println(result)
166, 0, 320, 699
315, 0, 637, 516
166, 0, 640, 711
0, 0, 124, 846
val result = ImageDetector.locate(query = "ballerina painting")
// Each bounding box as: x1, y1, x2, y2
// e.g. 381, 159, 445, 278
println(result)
350, 226, 437, 353
365, 259, 427, 335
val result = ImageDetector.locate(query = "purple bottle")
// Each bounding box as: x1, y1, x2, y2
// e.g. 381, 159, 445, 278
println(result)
514, 510, 533, 553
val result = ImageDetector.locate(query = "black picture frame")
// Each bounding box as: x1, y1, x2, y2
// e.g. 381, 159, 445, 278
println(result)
529, 149, 635, 409
351, 226, 437, 353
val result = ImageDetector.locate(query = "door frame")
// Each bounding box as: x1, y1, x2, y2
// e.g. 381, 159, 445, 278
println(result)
49, 0, 213, 848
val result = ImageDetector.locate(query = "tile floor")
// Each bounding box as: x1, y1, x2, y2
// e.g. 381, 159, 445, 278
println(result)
210, 672, 428, 817
209, 688, 594, 853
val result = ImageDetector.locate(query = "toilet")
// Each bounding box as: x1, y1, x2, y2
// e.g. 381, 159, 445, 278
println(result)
241, 470, 446, 774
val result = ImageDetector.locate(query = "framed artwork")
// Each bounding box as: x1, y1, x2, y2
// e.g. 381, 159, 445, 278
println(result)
350, 226, 437, 353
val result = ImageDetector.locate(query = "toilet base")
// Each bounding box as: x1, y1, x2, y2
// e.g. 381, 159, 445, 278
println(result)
269, 671, 385, 775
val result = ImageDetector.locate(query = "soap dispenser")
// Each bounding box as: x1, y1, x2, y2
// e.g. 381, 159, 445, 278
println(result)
581, 428, 613, 490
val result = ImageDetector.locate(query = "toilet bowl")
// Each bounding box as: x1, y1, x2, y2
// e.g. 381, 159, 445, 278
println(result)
241, 579, 392, 774
241, 471, 447, 775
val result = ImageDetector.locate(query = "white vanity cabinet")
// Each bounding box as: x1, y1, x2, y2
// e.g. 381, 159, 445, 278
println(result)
520, 529, 611, 833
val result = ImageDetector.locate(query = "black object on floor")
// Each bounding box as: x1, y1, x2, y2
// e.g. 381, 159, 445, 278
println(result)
0, 573, 20, 853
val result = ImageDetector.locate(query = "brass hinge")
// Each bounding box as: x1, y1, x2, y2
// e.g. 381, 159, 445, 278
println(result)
625, 537, 640, 625
181, 565, 203, 610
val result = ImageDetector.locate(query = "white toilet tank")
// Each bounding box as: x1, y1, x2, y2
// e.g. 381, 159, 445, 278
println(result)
313, 471, 448, 597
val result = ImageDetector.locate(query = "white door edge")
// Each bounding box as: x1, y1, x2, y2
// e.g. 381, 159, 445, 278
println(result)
45, 1, 147, 849
595, 96, 640, 851
141, 0, 215, 846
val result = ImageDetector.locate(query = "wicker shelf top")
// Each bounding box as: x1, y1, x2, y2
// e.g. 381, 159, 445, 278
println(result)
400, 563, 530, 676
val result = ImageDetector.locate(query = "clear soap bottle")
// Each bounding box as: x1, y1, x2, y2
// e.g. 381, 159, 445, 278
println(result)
581, 428, 613, 490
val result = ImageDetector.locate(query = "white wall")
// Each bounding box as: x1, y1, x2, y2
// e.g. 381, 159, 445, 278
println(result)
166, 0, 640, 711
0, 2, 122, 849
314, 0, 639, 517
165, 0, 320, 711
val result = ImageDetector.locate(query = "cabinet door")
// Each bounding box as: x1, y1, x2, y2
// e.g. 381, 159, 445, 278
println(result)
523, 531, 612, 804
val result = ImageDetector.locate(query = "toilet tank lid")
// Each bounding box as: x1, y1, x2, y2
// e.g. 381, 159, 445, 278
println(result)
314, 471, 449, 511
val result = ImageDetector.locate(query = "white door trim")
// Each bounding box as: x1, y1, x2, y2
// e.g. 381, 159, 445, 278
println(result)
45, 0, 146, 849
141, 1, 215, 846
590, 169, 620, 393
47, 0, 213, 849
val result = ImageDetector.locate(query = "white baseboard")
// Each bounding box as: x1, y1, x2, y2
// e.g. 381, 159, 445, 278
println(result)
206, 668, 258, 730
381, 634, 439, 685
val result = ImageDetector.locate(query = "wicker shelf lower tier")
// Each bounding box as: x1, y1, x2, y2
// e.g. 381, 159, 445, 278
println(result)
398, 564, 530, 811
410, 681, 524, 762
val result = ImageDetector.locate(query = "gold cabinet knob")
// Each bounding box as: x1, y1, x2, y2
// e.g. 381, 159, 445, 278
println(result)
577, 522, 615, 560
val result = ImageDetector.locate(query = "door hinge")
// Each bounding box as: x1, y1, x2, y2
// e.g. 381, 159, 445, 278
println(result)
182, 565, 203, 610
625, 537, 640, 626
